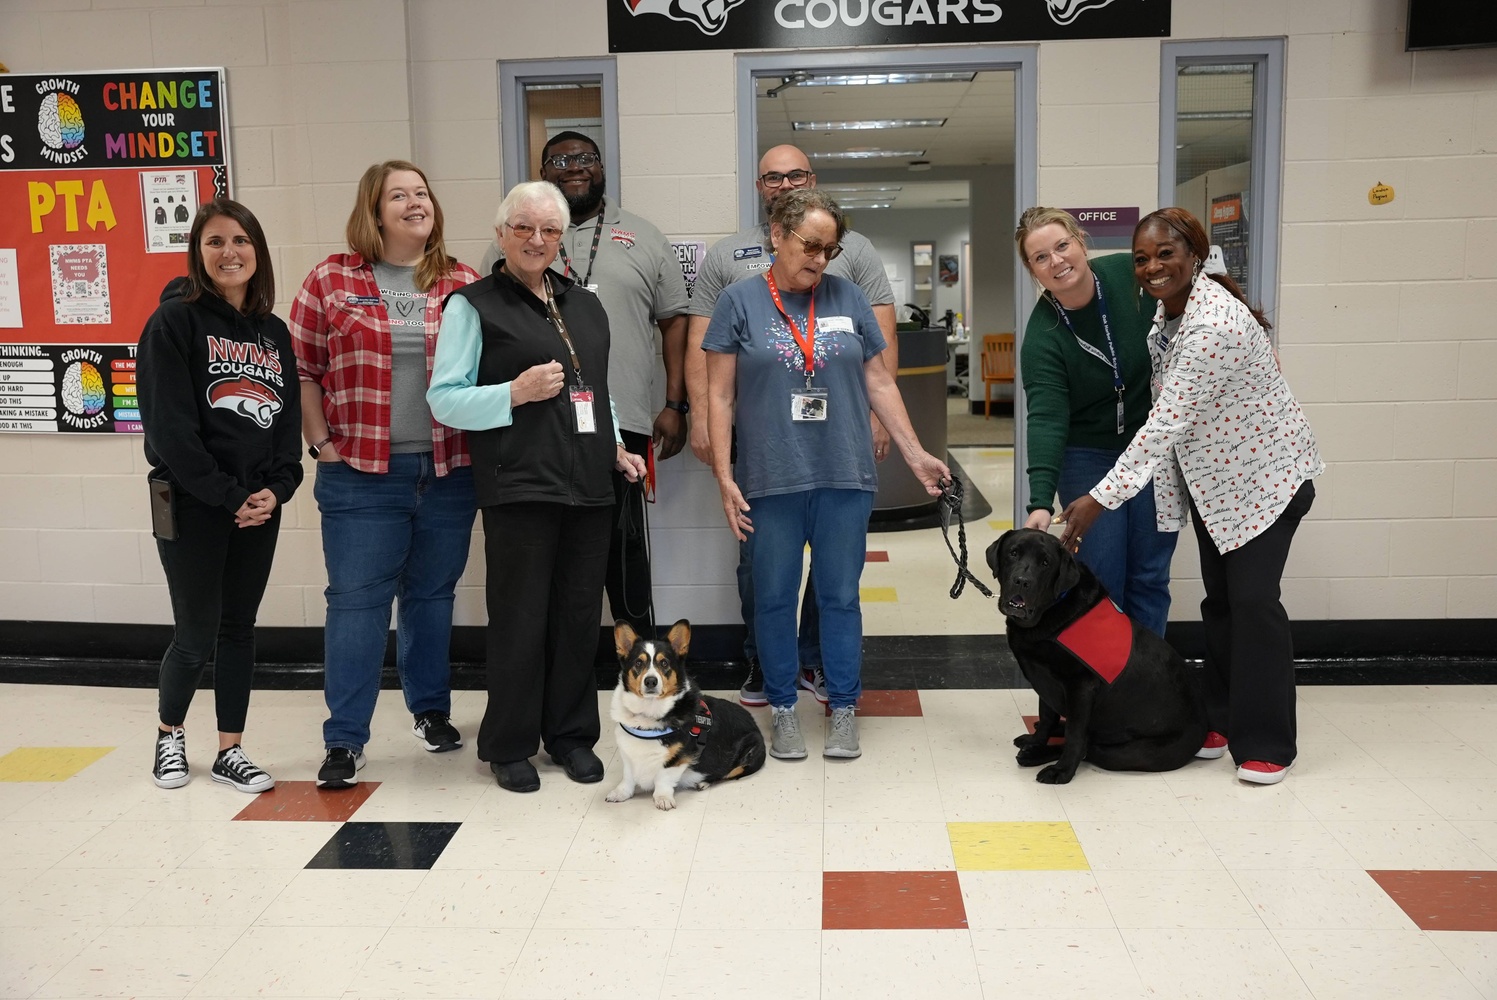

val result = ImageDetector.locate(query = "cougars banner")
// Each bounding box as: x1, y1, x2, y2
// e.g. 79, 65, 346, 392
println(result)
0, 67, 230, 433
610, 0, 1170, 52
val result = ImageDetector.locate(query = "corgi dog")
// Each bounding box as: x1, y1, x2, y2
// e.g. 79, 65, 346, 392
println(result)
606, 619, 766, 810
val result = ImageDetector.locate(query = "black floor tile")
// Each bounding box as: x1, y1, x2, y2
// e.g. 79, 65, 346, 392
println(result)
305, 821, 462, 870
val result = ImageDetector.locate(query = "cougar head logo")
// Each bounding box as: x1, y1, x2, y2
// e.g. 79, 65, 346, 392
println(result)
1046, 0, 1119, 25
208, 376, 283, 429
624, 0, 748, 35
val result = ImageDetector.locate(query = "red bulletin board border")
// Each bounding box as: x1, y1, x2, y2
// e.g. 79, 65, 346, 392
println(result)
0, 67, 231, 433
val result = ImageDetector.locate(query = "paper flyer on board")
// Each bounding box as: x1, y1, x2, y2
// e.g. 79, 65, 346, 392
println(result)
0, 250, 21, 328
50, 244, 111, 325
140, 170, 199, 253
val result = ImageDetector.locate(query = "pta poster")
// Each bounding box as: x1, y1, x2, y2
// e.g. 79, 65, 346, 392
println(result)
0, 68, 230, 433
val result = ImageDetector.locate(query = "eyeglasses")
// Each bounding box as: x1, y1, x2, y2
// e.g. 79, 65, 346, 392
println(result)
506, 222, 565, 243
1028, 238, 1076, 269
542, 151, 600, 170
759, 169, 814, 188
786, 227, 843, 261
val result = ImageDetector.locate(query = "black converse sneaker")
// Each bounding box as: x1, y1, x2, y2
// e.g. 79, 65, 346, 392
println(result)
316, 747, 366, 789
412, 711, 463, 753
211, 744, 275, 793
739, 656, 767, 707
152, 726, 189, 789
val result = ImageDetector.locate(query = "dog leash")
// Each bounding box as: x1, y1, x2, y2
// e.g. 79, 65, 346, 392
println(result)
937, 476, 994, 600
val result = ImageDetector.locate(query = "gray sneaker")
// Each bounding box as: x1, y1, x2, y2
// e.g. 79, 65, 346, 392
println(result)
769, 705, 807, 760
824, 706, 861, 759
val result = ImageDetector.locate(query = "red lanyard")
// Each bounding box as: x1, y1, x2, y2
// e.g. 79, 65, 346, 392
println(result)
765, 269, 816, 382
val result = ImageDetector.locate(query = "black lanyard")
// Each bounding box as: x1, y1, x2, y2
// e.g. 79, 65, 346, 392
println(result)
541, 273, 583, 383
557, 198, 605, 288
1053, 273, 1125, 436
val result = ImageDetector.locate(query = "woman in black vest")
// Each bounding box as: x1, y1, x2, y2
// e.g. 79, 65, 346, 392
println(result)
428, 180, 646, 792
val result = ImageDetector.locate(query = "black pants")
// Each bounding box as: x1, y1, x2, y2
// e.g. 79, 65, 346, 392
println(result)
605, 429, 654, 633
156, 492, 281, 732
478, 502, 611, 764
1191, 479, 1315, 767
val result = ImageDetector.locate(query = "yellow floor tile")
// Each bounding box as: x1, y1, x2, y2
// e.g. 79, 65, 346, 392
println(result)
948, 821, 1090, 871
986, 519, 1013, 531
0, 746, 115, 782
860, 587, 899, 602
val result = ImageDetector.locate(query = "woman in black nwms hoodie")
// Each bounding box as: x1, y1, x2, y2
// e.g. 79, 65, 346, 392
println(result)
137, 198, 303, 794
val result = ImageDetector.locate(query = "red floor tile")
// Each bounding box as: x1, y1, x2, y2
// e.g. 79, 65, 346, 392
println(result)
822, 870, 968, 929
1367, 870, 1497, 931
865, 551, 889, 562
232, 780, 380, 822
1021, 715, 1067, 746
826, 690, 923, 717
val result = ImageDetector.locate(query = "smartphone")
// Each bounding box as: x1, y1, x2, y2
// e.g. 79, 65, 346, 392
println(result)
149, 477, 178, 541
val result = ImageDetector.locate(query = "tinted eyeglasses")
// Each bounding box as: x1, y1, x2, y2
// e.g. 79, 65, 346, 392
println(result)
542, 151, 601, 170
759, 168, 814, 188
786, 227, 843, 261
506, 222, 565, 243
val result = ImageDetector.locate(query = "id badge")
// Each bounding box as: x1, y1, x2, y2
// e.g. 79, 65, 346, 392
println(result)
790, 386, 829, 422
570, 385, 597, 434
583, 283, 599, 294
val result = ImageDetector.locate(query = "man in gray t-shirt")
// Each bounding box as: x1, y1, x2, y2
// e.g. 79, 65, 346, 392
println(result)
480, 132, 689, 634
684, 143, 900, 706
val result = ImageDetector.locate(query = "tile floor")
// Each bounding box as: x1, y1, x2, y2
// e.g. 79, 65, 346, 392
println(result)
1, 683, 1495, 998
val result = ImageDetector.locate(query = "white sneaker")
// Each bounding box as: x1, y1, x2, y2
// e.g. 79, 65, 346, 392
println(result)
769, 706, 807, 760
824, 706, 861, 759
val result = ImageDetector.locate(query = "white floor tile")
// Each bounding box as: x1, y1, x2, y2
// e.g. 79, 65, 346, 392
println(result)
971, 927, 1151, 996
1428, 931, 1497, 1000
661, 929, 821, 1000
394, 868, 557, 928
429, 818, 581, 870
253, 869, 424, 927
1070, 820, 1225, 871
179, 820, 343, 870
1096, 868, 1264, 929
678, 870, 823, 929
1194, 820, 1364, 870
1123, 927, 1314, 999
345, 925, 528, 998
1231, 869, 1419, 930
501, 928, 672, 999
533, 869, 691, 930
822, 821, 956, 870
691, 820, 824, 871
189, 924, 386, 998
2, 867, 165, 926
1276, 928, 1485, 1000
33, 924, 238, 998
115, 867, 298, 928
958, 870, 1115, 930
1320, 819, 1497, 869
0, 924, 103, 1000
821, 929, 984, 1000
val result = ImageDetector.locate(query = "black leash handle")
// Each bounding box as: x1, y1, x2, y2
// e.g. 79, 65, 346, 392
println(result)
937, 476, 994, 600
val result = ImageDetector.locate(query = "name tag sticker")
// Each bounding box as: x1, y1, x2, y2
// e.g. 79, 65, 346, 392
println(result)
733, 246, 763, 260
345, 295, 381, 306
816, 315, 855, 335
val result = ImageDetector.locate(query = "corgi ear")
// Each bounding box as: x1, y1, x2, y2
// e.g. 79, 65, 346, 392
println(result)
666, 619, 691, 658
613, 620, 638, 660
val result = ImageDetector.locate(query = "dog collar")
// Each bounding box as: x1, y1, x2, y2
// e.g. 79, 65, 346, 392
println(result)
619, 722, 674, 739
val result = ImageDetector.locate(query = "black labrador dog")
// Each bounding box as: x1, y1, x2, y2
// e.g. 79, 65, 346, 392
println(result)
987, 528, 1206, 784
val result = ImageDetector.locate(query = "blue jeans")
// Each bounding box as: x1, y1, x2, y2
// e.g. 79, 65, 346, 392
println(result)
1058, 446, 1177, 637
738, 543, 820, 668
315, 453, 476, 751
743, 488, 874, 710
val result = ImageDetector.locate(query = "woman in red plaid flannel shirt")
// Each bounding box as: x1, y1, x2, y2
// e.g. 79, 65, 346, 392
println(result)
289, 160, 481, 790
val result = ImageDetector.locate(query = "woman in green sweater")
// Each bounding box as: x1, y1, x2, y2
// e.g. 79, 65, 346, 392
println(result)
1015, 207, 1176, 636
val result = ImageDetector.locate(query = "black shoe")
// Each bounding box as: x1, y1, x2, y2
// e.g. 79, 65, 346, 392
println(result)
491, 759, 540, 792
739, 657, 767, 707
551, 747, 604, 783
316, 747, 366, 789
412, 711, 463, 753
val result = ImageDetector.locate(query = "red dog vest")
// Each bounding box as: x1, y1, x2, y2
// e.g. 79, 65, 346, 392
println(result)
1054, 598, 1134, 684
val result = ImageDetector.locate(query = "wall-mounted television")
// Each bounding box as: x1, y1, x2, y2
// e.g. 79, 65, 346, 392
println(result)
1407, 0, 1497, 51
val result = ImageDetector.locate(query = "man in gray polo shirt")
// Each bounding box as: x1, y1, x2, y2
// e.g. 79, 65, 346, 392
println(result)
685, 143, 898, 708
481, 131, 689, 635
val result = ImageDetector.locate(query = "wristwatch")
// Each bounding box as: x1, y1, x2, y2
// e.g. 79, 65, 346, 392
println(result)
308, 436, 332, 459
664, 399, 690, 415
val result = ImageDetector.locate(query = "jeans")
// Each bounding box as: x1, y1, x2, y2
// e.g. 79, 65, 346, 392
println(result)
156, 491, 281, 733
743, 488, 874, 710
1058, 446, 1178, 637
1193, 479, 1315, 767
739, 544, 821, 668
315, 453, 476, 751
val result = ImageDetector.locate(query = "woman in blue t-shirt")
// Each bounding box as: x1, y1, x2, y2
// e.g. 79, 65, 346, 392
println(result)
703, 188, 948, 763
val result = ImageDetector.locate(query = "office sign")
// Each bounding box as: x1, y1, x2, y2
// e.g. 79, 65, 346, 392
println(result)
610, 0, 1170, 52
1064, 206, 1139, 248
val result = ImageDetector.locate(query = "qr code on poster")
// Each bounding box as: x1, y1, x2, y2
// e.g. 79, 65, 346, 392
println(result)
49, 244, 112, 325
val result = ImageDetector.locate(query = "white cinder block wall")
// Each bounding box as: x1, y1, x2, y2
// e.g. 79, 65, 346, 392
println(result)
0, 0, 1491, 629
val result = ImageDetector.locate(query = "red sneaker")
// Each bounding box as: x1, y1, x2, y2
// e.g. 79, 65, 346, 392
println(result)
1237, 760, 1290, 785
1195, 731, 1228, 760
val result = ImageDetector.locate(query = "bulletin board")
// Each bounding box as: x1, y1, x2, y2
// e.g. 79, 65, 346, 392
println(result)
0, 67, 230, 433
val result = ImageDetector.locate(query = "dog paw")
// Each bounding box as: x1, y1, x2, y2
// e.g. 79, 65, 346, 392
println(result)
604, 786, 634, 803
1013, 733, 1043, 749
687, 780, 709, 791
1036, 763, 1075, 784
1015, 745, 1054, 767
653, 793, 677, 811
